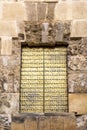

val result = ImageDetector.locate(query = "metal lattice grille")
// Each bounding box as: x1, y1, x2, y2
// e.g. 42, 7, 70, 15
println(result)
20, 47, 67, 113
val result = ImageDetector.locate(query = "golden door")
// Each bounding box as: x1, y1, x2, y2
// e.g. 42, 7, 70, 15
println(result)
20, 47, 67, 113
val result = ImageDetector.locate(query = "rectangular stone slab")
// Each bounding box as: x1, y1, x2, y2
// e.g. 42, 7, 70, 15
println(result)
11, 122, 24, 130
72, 1, 87, 19
64, 116, 76, 130
1, 36, 12, 55
54, 2, 72, 21
2, 2, 27, 21
69, 93, 87, 114
51, 116, 64, 130
24, 117, 37, 130
38, 116, 50, 130
0, 21, 18, 37
70, 20, 87, 37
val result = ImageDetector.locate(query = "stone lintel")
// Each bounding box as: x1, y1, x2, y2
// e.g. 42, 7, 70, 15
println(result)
26, 41, 68, 46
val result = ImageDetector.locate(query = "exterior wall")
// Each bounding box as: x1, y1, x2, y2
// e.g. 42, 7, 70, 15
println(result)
0, 0, 87, 130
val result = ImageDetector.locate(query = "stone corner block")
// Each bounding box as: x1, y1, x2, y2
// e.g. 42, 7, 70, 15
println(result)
71, 20, 87, 38
69, 93, 87, 115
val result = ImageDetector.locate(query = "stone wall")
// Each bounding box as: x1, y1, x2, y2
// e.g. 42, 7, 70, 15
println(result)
0, 0, 87, 130
11, 113, 76, 130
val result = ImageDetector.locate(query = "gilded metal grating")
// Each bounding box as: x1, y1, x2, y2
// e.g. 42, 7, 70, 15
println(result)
20, 47, 68, 113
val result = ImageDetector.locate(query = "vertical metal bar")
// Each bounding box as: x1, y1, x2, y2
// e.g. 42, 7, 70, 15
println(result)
19, 44, 22, 113
66, 47, 68, 112
43, 48, 45, 113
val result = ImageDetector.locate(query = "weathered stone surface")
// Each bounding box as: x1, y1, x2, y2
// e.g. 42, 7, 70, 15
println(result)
38, 116, 50, 130
0, 66, 20, 93
2, 2, 27, 20
24, 21, 70, 45
12, 114, 76, 130
17, 21, 25, 34
1, 37, 12, 55
69, 94, 87, 114
25, 2, 37, 22
0, 114, 11, 130
63, 22, 71, 41
71, 20, 87, 37
68, 38, 87, 56
54, 2, 72, 21
0, 93, 19, 114
25, 22, 42, 45
0, 68, 20, 93
0, 67, 13, 93
16, 21, 26, 41
0, 39, 21, 93
55, 22, 64, 41
0, 66, 11, 93
37, 3, 47, 22
68, 55, 87, 71
68, 73, 87, 93
0, 21, 18, 37
24, 117, 37, 130
1, 56, 9, 67
47, 3, 56, 20
76, 115, 87, 130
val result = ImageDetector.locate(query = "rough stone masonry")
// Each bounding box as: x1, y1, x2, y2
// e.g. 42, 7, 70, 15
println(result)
0, 0, 87, 130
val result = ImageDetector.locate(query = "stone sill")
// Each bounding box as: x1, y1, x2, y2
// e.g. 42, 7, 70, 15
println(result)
12, 112, 76, 123
13, 112, 75, 117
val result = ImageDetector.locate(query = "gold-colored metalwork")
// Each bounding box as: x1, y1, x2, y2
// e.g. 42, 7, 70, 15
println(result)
20, 48, 43, 113
20, 47, 67, 113
44, 48, 67, 112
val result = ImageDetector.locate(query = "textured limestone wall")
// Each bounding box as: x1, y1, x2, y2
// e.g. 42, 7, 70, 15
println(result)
0, 0, 87, 130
